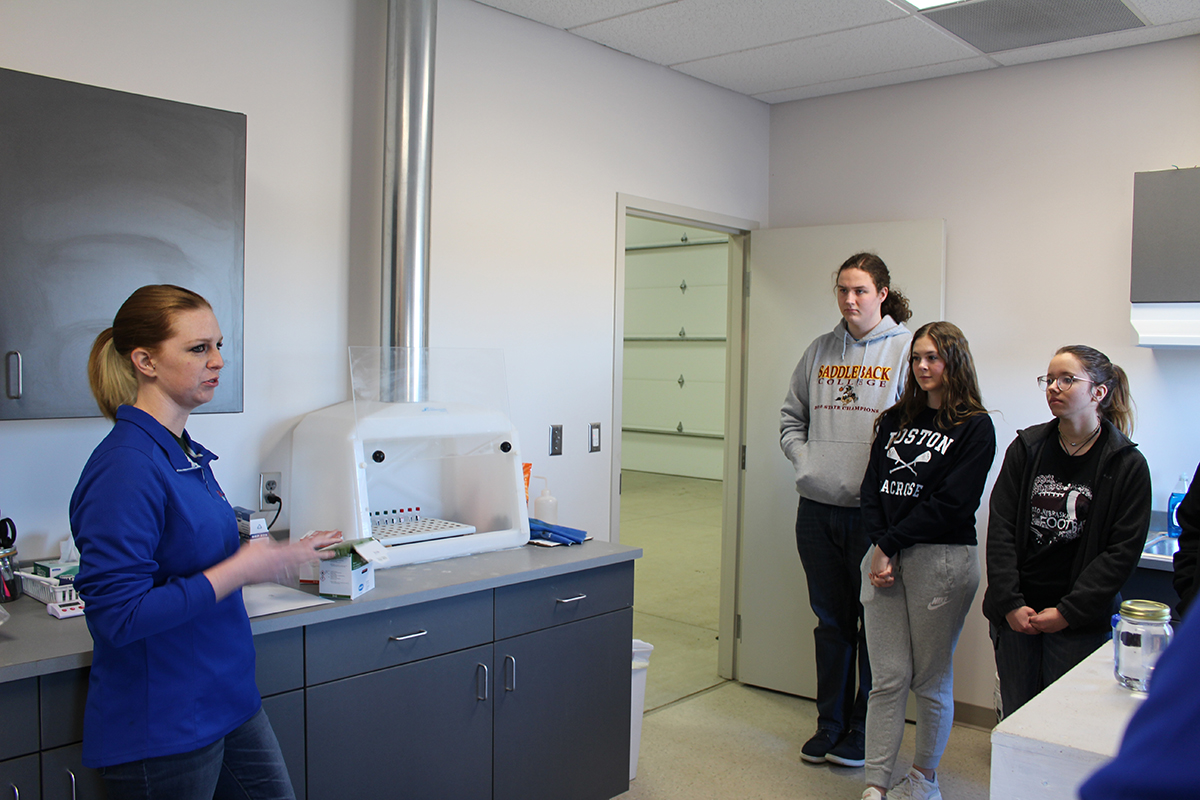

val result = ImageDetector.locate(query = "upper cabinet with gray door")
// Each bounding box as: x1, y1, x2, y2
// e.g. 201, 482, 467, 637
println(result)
0, 67, 245, 419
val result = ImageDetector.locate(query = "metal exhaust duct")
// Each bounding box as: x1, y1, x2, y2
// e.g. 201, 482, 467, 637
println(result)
381, 0, 436, 402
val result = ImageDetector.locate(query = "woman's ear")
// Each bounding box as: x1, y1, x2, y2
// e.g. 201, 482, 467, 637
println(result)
130, 347, 156, 379
1092, 383, 1109, 405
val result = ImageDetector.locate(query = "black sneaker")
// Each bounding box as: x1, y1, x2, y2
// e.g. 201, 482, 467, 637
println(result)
799, 728, 840, 763
825, 729, 866, 767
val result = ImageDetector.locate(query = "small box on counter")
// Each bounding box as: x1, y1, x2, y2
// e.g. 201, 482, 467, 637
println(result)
33, 559, 79, 580
318, 537, 389, 600
233, 506, 270, 544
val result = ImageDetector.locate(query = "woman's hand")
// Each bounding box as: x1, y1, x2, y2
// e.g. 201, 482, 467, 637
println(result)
205, 530, 343, 601
1029, 607, 1068, 634
1006, 606, 1039, 634
868, 547, 895, 588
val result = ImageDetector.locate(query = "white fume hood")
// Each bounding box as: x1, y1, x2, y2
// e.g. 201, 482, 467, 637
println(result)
290, 347, 530, 567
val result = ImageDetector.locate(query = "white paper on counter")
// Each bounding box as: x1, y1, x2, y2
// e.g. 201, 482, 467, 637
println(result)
242, 582, 333, 618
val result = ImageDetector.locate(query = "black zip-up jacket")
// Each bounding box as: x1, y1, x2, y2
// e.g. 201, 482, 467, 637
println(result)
982, 419, 1151, 634
1171, 461, 1200, 615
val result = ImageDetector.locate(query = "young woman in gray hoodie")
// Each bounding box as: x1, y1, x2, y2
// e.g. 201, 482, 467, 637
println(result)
780, 253, 913, 767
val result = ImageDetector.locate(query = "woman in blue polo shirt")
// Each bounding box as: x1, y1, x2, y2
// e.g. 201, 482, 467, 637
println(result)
70, 285, 340, 800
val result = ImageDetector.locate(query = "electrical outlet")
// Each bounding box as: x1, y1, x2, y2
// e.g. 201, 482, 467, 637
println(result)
589, 422, 601, 453
549, 425, 563, 456
259, 472, 281, 512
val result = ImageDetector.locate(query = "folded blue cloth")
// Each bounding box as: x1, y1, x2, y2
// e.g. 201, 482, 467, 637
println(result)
529, 519, 587, 545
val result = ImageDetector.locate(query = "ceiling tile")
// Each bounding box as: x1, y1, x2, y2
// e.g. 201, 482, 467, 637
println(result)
473, 0, 665, 30
990, 16, 1200, 65
573, 0, 909, 66
1128, 0, 1200, 25
752, 56, 996, 103
674, 16, 981, 96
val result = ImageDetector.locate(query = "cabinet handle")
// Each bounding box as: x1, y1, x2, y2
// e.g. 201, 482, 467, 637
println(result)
9, 782, 18, 800
476, 663, 489, 701
556, 593, 587, 604
504, 654, 516, 691
388, 629, 428, 642
66, 768, 77, 800
4, 351, 20, 400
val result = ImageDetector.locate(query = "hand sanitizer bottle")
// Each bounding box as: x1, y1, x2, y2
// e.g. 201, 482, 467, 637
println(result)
1168, 474, 1190, 538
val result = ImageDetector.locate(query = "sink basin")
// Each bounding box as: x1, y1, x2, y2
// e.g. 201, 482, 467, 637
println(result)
1140, 533, 1178, 571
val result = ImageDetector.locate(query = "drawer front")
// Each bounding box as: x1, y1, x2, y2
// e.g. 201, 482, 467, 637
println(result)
306, 590, 493, 685
494, 562, 634, 640
0, 677, 39, 760
255, 627, 305, 697
40, 668, 88, 750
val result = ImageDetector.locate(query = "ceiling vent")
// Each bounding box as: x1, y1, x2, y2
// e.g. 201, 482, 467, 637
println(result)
925, 0, 1144, 53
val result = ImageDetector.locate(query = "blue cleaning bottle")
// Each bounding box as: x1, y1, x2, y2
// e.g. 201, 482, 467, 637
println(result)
1168, 474, 1189, 537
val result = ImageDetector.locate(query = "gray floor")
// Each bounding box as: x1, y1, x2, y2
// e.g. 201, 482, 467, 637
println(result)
616, 470, 992, 800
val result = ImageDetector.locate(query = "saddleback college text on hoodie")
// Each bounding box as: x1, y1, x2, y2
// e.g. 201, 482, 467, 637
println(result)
781, 316, 913, 506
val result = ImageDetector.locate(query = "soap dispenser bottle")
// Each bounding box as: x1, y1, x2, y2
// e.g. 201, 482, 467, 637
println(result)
532, 477, 558, 525
1168, 474, 1190, 537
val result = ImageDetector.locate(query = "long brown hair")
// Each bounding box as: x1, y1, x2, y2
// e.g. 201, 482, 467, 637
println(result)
837, 252, 912, 325
878, 320, 987, 434
1055, 345, 1135, 437
87, 285, 212, 421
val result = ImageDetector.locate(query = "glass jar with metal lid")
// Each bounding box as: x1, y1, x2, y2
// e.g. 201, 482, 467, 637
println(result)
1113, 599, 1173, 691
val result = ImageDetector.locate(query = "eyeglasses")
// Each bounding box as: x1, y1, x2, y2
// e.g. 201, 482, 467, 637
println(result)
1037, 374, 1095, 391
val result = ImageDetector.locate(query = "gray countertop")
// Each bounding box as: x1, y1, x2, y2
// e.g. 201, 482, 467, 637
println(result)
0, 540, 641, 684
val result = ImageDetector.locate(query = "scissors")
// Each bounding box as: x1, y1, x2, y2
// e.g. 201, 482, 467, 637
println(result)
0, 513, 15, 549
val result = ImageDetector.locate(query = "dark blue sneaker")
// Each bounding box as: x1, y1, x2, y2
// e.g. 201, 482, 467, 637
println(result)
800, 728, 840, 763
825, 728, 866, 767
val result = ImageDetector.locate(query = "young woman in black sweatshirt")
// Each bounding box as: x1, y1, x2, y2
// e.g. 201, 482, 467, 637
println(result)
859, 321, 995, 800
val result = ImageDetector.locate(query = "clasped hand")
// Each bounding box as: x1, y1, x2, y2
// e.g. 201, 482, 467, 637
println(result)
1005, 605, 1068, 634
868, 546, 895, 588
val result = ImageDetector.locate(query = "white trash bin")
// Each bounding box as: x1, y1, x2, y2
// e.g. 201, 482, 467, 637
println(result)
630, 639, 654, 781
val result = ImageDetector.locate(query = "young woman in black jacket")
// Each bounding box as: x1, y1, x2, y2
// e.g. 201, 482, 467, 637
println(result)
983, 345, 1150, 718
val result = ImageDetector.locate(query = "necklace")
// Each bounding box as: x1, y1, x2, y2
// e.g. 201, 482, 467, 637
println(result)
1059, 423, 1101, 456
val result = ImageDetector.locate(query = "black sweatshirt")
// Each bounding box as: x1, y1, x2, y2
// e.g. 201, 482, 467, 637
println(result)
982, 419, 1152, 634
860, 406, 997, 558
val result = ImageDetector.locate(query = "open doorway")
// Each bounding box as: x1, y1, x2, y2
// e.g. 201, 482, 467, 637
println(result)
611, 195, 757, 711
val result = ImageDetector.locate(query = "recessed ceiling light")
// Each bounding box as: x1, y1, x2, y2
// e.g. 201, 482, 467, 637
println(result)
908, 0, 964, 9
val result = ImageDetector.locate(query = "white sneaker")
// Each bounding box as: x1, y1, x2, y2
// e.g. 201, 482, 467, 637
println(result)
861, 788, 885, 800
889, 767, 941, 800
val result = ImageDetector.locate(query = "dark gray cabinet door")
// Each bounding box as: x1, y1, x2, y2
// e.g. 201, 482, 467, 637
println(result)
0, 66, 245, 420
261, 690, 306, 800
0, 753, 40, 800
493, 608, 632, 800
306, 644, 492, 800
41, 743, 106, 800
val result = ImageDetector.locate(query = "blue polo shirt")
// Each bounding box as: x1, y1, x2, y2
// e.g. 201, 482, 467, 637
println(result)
70, 405, 259, 768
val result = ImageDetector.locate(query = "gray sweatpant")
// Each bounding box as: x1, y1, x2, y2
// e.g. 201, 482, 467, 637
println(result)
860, 543, 980, 789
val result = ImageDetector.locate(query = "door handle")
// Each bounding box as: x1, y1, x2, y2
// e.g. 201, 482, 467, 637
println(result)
476, 663, 489, 701
5, 351, 20, 400
504, 654, 516, 691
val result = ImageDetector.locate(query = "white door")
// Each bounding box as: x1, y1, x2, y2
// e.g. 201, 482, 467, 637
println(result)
736, 220, 945, 696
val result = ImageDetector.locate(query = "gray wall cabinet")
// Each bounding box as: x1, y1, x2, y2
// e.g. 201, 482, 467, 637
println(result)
0, 66, 245, 420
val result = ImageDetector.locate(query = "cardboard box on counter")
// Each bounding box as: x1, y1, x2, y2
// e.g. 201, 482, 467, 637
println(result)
318, 538, 389, 600
233, 506, 270, 544
33, 559, 79, 580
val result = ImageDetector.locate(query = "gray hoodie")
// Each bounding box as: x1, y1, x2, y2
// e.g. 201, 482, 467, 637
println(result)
780, 315, 912, 507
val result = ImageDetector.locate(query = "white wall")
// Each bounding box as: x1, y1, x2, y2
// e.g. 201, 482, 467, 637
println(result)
0, 0, 357, 559
768, 35, 1200, 709
0, 0, 769, 560
425, 0, 767, 530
